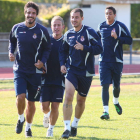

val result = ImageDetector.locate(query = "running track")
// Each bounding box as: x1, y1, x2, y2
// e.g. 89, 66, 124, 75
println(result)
0, 64, 140, 79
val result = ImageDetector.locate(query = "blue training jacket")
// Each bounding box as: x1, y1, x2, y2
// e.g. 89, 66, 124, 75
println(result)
97, 20, 132, 63
59, 25, 103, 76
42, 35, 65, 87
9, 22, 51, 74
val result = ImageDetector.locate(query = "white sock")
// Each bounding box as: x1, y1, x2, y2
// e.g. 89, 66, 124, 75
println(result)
48, 124, 54, 131
25, 122, 32, 131
71, 117, 80, 128
18, 113, 24, 122
103, 106, 109, 113
44, 111, 51, 118
64, 120, 71, 131
113, 97, 119, 104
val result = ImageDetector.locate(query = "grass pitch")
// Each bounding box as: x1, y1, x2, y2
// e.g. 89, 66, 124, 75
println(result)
0, 75, 140, 140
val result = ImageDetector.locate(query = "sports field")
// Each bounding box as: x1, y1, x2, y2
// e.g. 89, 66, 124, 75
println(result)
0, 75, 140, 140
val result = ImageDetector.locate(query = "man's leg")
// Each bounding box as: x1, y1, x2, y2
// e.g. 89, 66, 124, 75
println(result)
50, 102, 60, 125
47, 102, 60, 137
70, 93, 86, 137
61, 79, 75, 138
99, 62, 112, 120
25, 101, 36, 137
41, 102, 50, 128
75, 93, 86, 120
16, 93, 26, 134
112, 62, 123, 115
100, 84, 110, 120
113, 85, 120, 104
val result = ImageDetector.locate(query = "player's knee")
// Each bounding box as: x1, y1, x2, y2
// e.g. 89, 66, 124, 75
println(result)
102, 84, 109, 92
65, 92, 74, 103
77, 98, 86, 106
41, 104, 49, 112
51, 103, 59, 112
113, 86, 120, 91
17, 93, 25, 102
26, 101, 35, 109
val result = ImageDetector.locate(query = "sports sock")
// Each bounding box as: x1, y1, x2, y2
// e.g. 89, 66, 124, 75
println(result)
48, 124, 54, 131
64, 120, 71, 131
25, 122, 32, 131
103, 106, 109, 113
18, 113, 24, 122
113, 97, 119, 104
71, 117, 80, 128
44, 111, 51, 118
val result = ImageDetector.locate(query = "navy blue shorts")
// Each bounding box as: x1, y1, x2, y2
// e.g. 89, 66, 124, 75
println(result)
65, 71, 93, 97
99, 62, 123, 87
40, 85, 64, 102
14, 71, 42, 101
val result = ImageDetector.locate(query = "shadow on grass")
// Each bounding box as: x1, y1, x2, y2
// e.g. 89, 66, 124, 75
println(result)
128, 117, 140, 120
75, 136, 120, 140
33, 124, 118, 131
29, 135, 119, 140
0, 123, 13, 126
33, 124, 63, 128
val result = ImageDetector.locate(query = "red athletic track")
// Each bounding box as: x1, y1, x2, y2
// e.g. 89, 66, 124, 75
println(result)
0, 64, 140, 79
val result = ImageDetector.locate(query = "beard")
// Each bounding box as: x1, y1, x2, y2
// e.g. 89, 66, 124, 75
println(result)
26, 17, 35, 24
71, 22, 79, 28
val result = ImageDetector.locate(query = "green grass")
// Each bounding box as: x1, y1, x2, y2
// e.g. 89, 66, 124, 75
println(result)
0, 75, 140, 90
0, 76, 140, 139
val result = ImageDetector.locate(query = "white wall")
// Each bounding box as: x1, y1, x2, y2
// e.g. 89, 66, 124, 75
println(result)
68, 3, 131, 31
82, 4, 106, 30
72, 3, 131, 31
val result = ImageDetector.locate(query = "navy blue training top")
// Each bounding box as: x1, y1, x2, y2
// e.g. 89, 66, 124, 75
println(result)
9, 22, 51, 73
59, 25, 103, 76
97, 20, 132, 63
42, 35, 65, 87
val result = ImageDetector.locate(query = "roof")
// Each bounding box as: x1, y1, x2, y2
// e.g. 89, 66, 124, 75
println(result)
110, 0, 140, 3
68, 0, 140, 4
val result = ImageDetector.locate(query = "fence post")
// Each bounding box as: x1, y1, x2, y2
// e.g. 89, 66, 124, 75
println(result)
129, 44, 132, 64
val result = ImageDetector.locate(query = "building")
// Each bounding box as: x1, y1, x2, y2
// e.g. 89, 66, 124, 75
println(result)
67, 0, 140, 31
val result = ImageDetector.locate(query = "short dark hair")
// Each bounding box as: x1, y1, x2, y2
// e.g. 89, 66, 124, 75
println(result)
70, 8, 83, 17
24, 1, 39, 15
106, 6, 116, 15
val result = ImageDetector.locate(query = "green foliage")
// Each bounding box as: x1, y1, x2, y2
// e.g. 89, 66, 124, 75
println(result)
22, 0, 67, 3
0, 0, 25, 32
131, 4, 140, 38
44, 5, 71, 32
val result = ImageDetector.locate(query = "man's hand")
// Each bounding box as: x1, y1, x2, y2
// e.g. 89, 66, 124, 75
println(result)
9, 53, 15, 61
42, 66, 47, 74
74, 41, 84, 50
61, 65, 67, 74
111, 28, 117, 39
34, 60, 43, 69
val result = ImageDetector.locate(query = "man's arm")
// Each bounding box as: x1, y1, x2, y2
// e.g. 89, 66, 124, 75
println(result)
83, 28, 103, 55
40, 27, 51, 65
59, 34, 69, 67
8, 25, 17, 61
116, 23, 132, 45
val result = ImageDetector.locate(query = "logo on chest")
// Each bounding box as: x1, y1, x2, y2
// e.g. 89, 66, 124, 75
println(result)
33, 33, 37, 39
80, 36, 85, 42
19, 31, 26, 33
69, 36, 75, 39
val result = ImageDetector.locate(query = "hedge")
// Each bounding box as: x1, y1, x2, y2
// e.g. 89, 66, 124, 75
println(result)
0, 0, 25, 32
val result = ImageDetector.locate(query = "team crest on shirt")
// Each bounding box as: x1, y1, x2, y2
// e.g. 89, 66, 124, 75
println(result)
80, 36, 85, 42
33, 33, 37, 39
